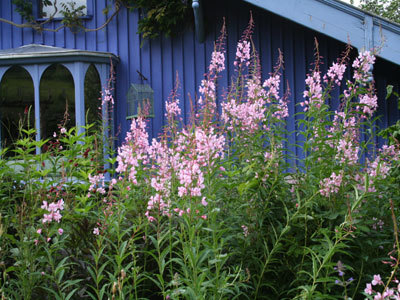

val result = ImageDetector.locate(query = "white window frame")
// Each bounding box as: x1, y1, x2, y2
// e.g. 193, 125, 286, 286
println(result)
41, 0, 87, 19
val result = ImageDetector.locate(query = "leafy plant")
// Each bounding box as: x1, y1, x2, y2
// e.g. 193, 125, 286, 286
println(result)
124, 0, 192, 40
1, 17, 400, 300
355, 0, 400, 24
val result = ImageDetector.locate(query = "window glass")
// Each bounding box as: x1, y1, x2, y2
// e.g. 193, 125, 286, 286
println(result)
41, 0, 87, 18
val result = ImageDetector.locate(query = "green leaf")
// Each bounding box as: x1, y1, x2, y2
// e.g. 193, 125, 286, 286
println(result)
386, 85, 394, 100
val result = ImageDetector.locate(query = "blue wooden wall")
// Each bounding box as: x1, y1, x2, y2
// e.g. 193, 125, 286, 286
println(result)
0, 0, 399, 150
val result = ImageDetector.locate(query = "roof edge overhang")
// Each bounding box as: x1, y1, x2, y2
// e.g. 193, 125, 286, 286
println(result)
0, 44, 119, 66
243, 0, 400, 66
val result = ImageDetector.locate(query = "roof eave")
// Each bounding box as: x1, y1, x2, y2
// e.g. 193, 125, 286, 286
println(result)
243, 0, 400, 66
0, 45, 120, 66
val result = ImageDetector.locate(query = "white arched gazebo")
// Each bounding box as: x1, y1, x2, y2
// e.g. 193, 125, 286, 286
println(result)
0, 44, 119, 154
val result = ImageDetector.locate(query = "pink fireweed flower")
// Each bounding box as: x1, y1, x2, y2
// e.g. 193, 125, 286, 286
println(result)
365, 283, 374, 295
194, 127, 225, 165
41, 199, 64, 224
116, 117, 149, 184
264, 151, 274, 161
93, 227, 100, 235
263, 75, 280, 101
60, 127, 67, 134
325, 62, 346, 85
221, 98, 266, 133
88, 173, 106, 194
201, 197, 208, 206
357, 144, 400, 192
209, 51, 225, 73
330, 112, 360, 165
197, 78, 219, 124
145, 117, 225, 221
319, 172, 343, 197
246, 75, 266, 101
101, 88, 114, 106
273, 98, 289, 120
383, 288, 395, 298
145, 211, 156, 222
300, 71, 323, 112
41, 201, 48, 210
165, 97, 182, 119
352, 51, 375, 83
199, 79, 215, 99
37, 228, 42, 235
58, 228, 63, 235
368, 157, 390, 179
241, 225, 249, 237
234, 40, 251, 67
358, 94, 378, 117
372, 274, 383, 286
336, 138, 359, 165
373, 293, 382, 300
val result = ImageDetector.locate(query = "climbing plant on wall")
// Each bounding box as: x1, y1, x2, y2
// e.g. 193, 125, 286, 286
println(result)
122, 0, 192, 39
4, 0, 193, 39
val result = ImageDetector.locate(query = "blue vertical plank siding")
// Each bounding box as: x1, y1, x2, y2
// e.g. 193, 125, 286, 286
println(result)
2, 1, 12, 50
150, 37, 163, 136
0, 0, 399, 153
183, 31, 194, 122
161, 36, 174, 129
172, 35, 185, 123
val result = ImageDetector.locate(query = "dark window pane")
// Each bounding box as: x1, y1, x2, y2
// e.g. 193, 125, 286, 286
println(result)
0, 66, 34, 153
40, 64, 75, 140
84, 64, 101, 127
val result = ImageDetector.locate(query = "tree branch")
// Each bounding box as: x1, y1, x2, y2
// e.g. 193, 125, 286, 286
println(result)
0, 0, 121, 34
84, 2, 121, 32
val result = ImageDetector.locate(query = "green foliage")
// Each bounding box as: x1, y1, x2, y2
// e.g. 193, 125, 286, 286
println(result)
123, 0, 192, 40
356, 0, 400, 23
9, 0, 192, 39
380, 85, 400, 144
10, 0, 86, 33
59, 2, 86, 32
1, 20, 400, 300
12, 0, 34, 22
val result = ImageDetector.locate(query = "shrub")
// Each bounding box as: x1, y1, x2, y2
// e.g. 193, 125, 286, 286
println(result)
0, 18, 400, 300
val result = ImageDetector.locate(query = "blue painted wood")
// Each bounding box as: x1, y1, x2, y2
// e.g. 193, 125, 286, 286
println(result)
116, 4, 129, 138
0, 0, 398, 154
72, 62, 90, 134
24, 64, 47, 154
283, 21, 296, 166
161, 35, 173, 130
183, 29, 196, 123
151, 37, 163, 136
172, 35, 185, 123
244, 0, 400, 66
293, 24, 307, 163
2, 1, 12, 50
